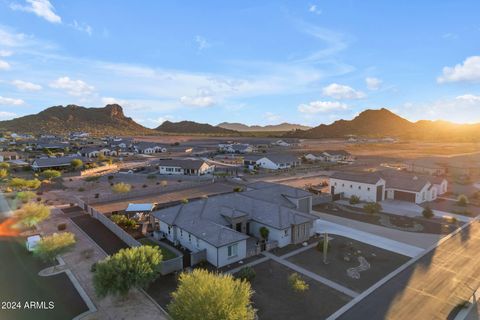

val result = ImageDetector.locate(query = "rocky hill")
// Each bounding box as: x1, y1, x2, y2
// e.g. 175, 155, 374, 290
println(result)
155, 120, 238, 135
217, 122, 311, 132
286, 108, 480, 141
0, 104, 153, 136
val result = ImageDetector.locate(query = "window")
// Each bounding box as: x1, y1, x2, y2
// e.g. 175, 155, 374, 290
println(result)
350, 185, 353, 188
342, 183, 345, 187
227, 243, 238, 257
358, 186, 361, 190
334, 182, 337, 186
196, 238, 200, 248
284, 229, 288, 236
367, 187, 370, 191
180, 229, 183, 237
188, 234, 192, 242
167, 226, 172, 234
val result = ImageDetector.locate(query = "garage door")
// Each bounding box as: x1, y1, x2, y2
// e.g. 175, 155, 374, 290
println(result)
394, 190, 416, 202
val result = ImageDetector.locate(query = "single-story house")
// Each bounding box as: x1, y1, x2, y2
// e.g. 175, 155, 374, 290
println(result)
322, 150, 354, 162
330, 170, 448, 204
151, 182, 317, 267
78, 147, 115, 158
134, 142, 167, 154
159, 159, 214, 175
31, 155, 91, 171
304, 153, 326, 162
0, 151, 19, 162
256, 154, 301, 170
218, 143, 253, 154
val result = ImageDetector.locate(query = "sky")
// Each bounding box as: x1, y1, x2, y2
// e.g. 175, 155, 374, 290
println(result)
0, 0, 479, 128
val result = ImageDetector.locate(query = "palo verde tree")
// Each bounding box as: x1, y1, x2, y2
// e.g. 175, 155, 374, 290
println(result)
70, 159, 83, 170
34, 232, 76, 267
111, 182, 131, 194
93, 246, 162, 297
9, 178, 41, 191
0, 168, 8, 180
16, 191, 37, 204
168, 269, 255, 320
41, 169, 62, 181
14, 202, 51, 228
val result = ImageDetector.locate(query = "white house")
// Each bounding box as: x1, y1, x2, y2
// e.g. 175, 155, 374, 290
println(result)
151, 182, 317, 268
304, 153, 326, 162
134, 142, 167, 154
256, 154, 300, 170
272, 139, 291, 147
31, 155, 91, 171
78, 147, 114, 158
330, 171, 386, 202
322, 150, 354, 163
159, 159, 214, 175
330, 170, 448, 204
218, 143, 253, 154
0, 151, 19, 162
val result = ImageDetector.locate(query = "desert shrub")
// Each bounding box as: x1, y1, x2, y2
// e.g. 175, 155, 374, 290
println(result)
288, 273, 309, 293
363, 202, 382, 214
349, 195, 360, 204
233, 186, 243, 192
142, 184, 148, 188
259, 226, 269, 241
111, 214, 137, 230
17, 191, 36, 203
78, 187, 85, 192
422, 206, 434, 219
84, 176, 100, 182
457, 194, 469, 207
181, 198, 189, 204
111, 182, 131, 193
237, 266, 256, 282
57, 223, 67, 231
147, 174, 156, 180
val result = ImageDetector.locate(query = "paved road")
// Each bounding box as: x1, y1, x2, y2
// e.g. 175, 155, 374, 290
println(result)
313, 211, 443, 249
315, 220, 424, 257
330, 219, 480, 320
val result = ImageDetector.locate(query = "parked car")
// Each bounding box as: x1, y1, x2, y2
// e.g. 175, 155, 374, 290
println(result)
26, 234, 41, 252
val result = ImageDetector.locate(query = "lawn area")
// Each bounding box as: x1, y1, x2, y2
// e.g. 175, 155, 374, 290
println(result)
286, 235, 411, 292
244, 259, 351, 320
0, 237, 88, 320
138, 237, 177, 260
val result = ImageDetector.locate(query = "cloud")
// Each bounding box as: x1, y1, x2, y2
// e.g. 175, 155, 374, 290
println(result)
398, 94, 480, 123
455, 94, 480, 102
10, 0, 61, 24
180, 94, 215, 107
322, 83, 366, 99
0, 111, 18, 120
309, 4, 322, 15
195, 36, 211, 51
0, 60, 11, 70
0, 50, 13, 57
70, 20, 93, 35
264, 112, 281, 123
365, 77, 382, 90
0, 96, 24, 105
12, 80, 42, 91
437, 56, 480, 83
50, 76, 94, 96
298, 101, 348, 113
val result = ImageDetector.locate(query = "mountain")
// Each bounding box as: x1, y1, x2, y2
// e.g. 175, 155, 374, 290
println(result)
155, 120, 238, 135
217, 122, 311, 132
0, 104, 153, 136
286, 108, 480, 141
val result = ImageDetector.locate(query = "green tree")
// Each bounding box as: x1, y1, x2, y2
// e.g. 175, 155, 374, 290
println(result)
16, 191, 37, 203
34, 232, 76, 266
111, 182, 131, 193
0, 162, 10, 169
0, 168, 8, 180
259, 226, 269, 241
168, 269, 255, 320
93, 246, 163, 297
71, 159, 83, 170
110, 214, 137, 230
349, 195, 360, 204
41, 169, 62, 180
14, 202, 51, 228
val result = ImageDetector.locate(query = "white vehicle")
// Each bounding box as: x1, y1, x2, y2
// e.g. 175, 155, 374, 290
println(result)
26, 235, 42, 252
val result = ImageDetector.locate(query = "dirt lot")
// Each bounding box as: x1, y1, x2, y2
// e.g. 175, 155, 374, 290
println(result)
286, 235, 410, 292
91, 182, 238, 213
246, 259, 351, 320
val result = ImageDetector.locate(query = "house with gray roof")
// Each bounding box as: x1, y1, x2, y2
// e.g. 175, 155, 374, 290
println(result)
159, 159, 214, 175
134, 142, 167, 154
31, 155, 91, 171
330, 170, 447, 204
255, 153, 301, 170
151, 182, 317, 267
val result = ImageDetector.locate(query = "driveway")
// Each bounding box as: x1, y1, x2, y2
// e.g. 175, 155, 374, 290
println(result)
380, 200, 472, 223
315, 220, 424, 257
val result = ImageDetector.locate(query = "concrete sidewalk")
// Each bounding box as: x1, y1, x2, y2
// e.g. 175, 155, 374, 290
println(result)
315, 220, 424, 257
313, 211, 443, 249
